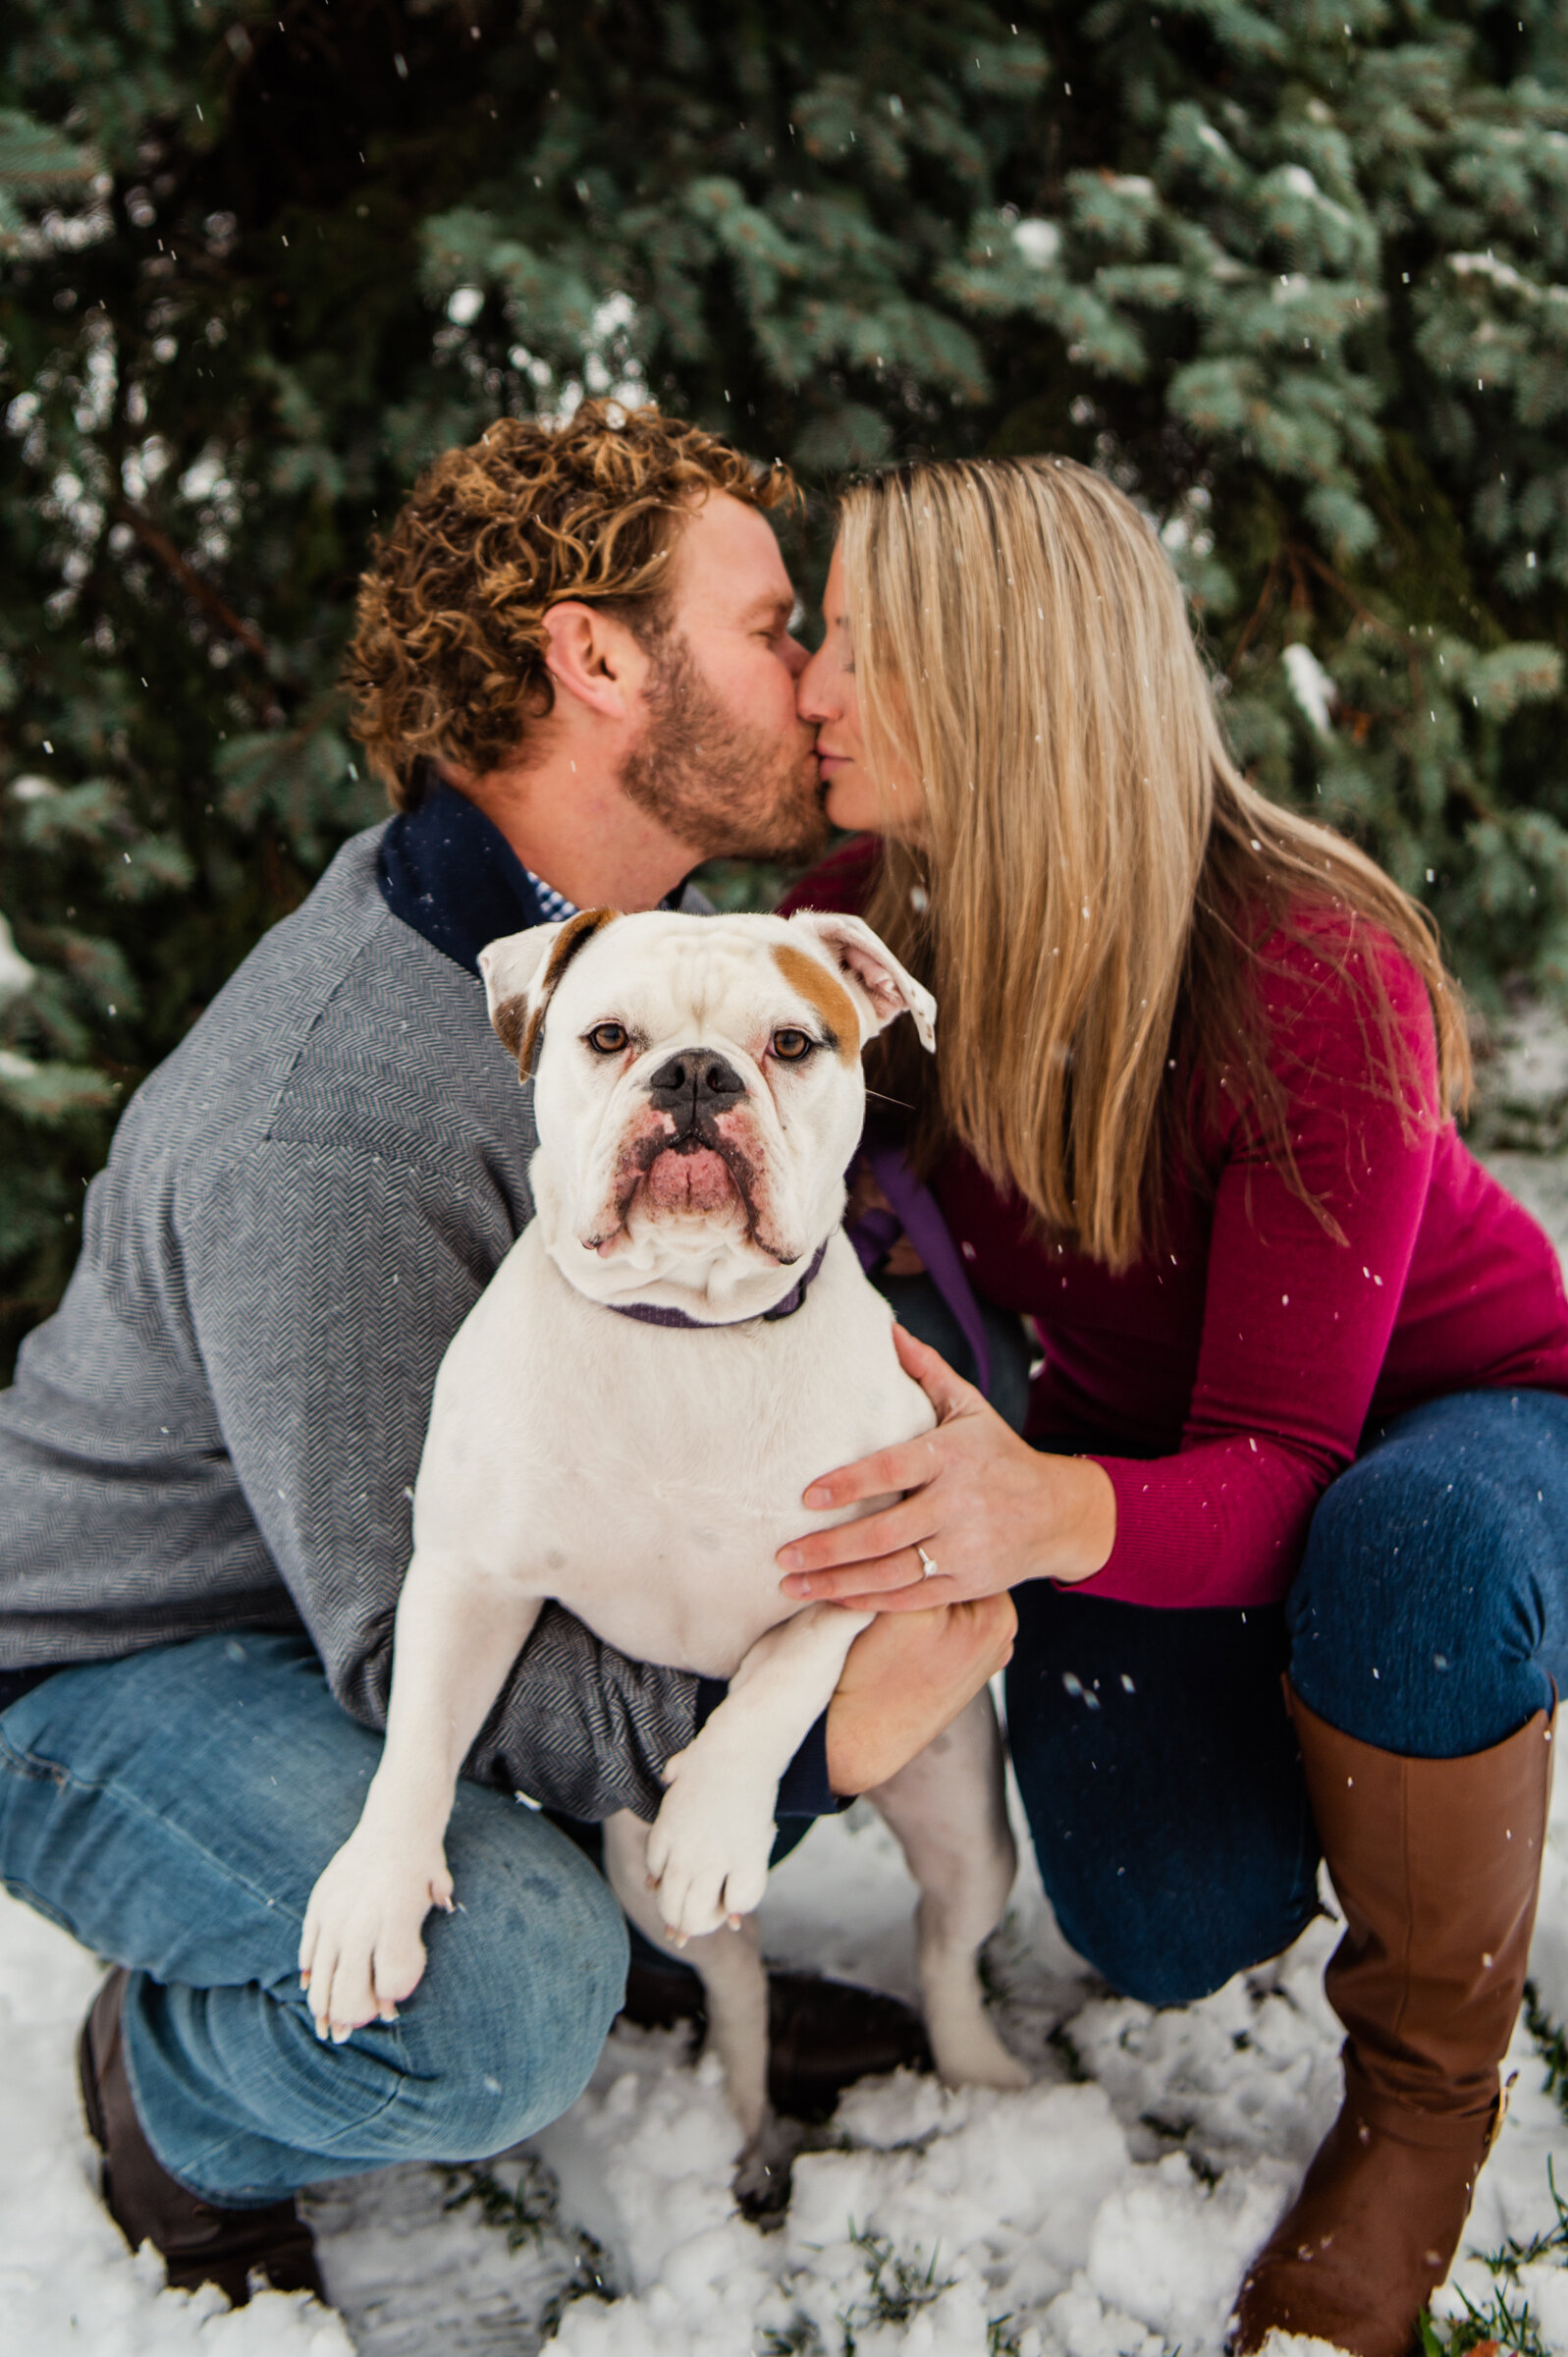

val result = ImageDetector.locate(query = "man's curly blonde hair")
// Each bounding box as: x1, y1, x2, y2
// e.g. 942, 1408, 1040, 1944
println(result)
345, 402, 796, 809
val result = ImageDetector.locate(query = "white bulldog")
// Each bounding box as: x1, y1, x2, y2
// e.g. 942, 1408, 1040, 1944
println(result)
300, 906, 1027, 2192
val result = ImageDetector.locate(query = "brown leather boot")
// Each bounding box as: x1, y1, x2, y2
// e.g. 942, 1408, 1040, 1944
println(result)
763, 1968, 934, 2122
79, 1968, 327, 2308
1229, 1685, 1555, 2357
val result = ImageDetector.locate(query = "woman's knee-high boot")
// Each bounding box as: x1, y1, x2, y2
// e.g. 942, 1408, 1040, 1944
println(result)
1229, 1683, 1555, 2357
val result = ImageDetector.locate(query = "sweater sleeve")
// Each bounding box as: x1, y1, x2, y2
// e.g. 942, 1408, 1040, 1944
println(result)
182, 1137, 701, 1822
1080, 934, 1441, 1610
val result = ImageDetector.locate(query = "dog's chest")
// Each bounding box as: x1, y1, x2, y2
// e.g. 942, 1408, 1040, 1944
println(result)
421, 1231, 933, 1680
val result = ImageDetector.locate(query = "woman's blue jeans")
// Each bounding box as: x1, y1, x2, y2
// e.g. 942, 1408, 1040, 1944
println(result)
1006, 1389, 1568, 2007
0, 1630, 628, 2204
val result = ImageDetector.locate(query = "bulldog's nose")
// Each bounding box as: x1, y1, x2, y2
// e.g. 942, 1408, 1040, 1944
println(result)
647, 1049, 747, 1119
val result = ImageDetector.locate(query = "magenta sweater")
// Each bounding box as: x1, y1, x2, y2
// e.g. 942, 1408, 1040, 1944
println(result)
784, 843, 1568, 1611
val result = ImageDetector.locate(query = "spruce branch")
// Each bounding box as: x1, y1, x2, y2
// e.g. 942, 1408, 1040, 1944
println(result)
111, 500, 282, 701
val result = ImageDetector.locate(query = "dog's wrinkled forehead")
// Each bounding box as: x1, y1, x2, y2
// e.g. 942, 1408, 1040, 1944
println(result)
477, 908, 936, 1080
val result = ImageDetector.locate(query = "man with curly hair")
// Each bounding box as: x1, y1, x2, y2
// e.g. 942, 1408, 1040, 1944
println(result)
0, 403, 1012, 2308
347, 401, 830, 870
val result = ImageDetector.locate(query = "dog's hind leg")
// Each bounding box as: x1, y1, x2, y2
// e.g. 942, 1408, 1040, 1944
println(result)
865, 1687, 1030, 2091
603, 1812, 792, 2214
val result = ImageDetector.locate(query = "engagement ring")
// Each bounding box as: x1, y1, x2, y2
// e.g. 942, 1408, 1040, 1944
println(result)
916, 1545, 940, 1579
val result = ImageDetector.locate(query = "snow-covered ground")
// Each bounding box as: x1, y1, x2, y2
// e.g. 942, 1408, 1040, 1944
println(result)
6, 1114, 1568, 2357
5, 1737, 1567, 2357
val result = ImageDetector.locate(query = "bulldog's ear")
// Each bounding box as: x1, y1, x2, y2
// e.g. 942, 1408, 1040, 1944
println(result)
478, 908, 618, 1076
479, 925, 562, 1063
785, 910, 937, 1054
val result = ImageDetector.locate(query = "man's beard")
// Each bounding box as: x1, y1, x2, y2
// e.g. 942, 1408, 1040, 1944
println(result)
618, 630, 829, 865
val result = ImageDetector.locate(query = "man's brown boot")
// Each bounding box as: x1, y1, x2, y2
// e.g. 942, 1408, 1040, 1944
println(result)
1229, 1685, 1555, 2357
622, 1946, 933, 2119
79, 1968, 327, 2308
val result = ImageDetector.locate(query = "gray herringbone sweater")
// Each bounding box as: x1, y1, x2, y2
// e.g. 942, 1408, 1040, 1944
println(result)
0, 822, 700, 1820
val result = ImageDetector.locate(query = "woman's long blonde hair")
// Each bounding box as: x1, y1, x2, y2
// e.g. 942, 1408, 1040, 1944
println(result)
842, 457, 1471, 1272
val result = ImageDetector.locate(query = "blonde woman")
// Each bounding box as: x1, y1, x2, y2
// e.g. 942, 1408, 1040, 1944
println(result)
778, 458, 1566, 2357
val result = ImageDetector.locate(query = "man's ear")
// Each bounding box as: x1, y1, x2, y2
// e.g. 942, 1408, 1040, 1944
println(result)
479, 908, 619, 1077
541, 601, 650, 722
785, 910, 937, 1053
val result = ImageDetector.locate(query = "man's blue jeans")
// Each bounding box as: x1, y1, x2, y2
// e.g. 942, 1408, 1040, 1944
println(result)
0, 1629, 628, 2204
1006, 1390, 1568, 2008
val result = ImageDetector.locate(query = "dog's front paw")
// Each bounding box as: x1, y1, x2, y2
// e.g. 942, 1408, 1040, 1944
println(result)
298, 1829, 454, 2045
646, 1756, 777, 1941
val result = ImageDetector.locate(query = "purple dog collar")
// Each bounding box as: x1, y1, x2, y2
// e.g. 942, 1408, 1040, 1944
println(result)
606, 1236, 831, 1332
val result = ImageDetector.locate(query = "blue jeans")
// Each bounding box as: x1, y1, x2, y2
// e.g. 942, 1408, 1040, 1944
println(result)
0, 1630, 628, 2204
1005, 1390, 1568, 2008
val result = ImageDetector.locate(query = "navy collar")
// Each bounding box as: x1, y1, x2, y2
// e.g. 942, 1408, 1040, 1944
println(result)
605, 1236, 831, 1332
379, 771, 691, 972
378, 776, 546, 977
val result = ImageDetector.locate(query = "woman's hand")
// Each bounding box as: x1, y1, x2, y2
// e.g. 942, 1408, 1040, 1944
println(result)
778, 1324, 1116, 1611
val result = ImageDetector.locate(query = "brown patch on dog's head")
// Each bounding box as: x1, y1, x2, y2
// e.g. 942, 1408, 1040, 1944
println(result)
512, 907, 619, 1078
492, 993, 529, 1062
772, 941, 860, 1065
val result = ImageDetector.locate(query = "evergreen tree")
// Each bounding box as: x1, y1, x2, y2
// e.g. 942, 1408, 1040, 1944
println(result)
2, 1, 1566, 1366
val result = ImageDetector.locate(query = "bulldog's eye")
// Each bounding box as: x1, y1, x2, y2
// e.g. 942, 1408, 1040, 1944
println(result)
771, 1027, 815, 1063
585, 1022, 629, 1056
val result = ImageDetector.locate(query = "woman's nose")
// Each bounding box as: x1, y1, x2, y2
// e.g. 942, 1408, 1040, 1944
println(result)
795, 642, 834, 721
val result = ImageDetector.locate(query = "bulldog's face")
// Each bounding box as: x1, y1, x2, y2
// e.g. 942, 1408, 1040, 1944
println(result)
479, 909, 936, 1318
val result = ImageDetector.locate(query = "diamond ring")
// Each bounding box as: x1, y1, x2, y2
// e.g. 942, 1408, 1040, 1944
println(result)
916, 1545, 940, 1579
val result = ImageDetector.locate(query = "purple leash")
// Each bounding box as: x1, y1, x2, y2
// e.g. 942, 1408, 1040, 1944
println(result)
851, 1144, 993, 1398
